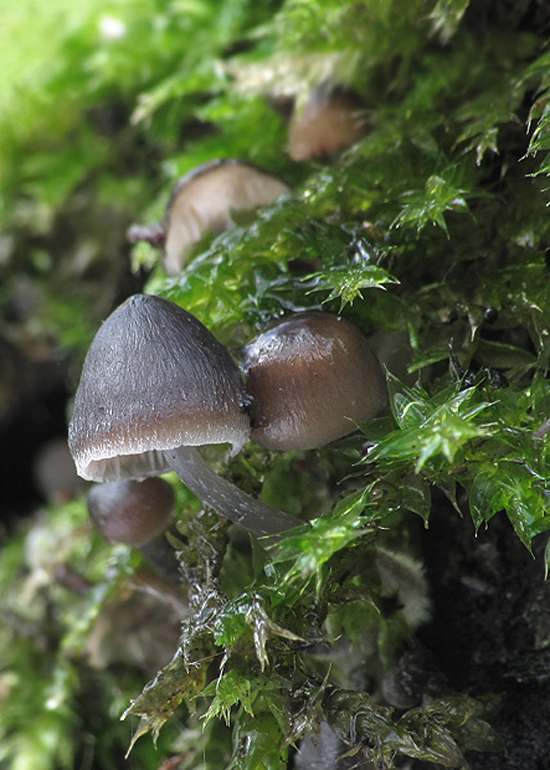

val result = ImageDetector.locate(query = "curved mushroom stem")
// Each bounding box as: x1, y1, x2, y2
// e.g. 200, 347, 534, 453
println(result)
164, 446, 301, 541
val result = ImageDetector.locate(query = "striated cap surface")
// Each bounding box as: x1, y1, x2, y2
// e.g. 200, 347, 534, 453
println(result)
69, 294, 251, 481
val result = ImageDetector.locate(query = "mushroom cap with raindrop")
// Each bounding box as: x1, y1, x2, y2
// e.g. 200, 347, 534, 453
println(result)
242, 311, 387, 451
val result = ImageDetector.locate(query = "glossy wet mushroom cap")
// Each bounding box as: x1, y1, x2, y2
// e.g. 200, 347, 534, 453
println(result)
288, 87, 367, 162
162, 159, 290, 275
68, 294, 300, 540
87, 477, 175, 547
242, 311, 387, 451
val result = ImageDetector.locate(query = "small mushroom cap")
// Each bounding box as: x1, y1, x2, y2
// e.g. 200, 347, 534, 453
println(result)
288, 88, 367, 162
163, 159, 290, 275
68, 294, 251, 481
242, 311, 387, 451
88, 477, 175, 546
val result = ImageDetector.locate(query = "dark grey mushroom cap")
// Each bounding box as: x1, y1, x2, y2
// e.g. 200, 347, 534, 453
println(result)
163, 159, 290, 275
242, 311, 387, 451
69, 294, 251, 481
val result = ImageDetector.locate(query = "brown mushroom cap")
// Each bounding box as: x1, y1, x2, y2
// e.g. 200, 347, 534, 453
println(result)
68, 294, 251, 482
88, 477, 175, 547
242, 311, 387, 451
288, 88, 367, 162
163, 159, 290, 275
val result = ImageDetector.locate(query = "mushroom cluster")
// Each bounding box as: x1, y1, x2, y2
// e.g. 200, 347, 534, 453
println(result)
68, 295, 386, 549
68, 294, 300, 541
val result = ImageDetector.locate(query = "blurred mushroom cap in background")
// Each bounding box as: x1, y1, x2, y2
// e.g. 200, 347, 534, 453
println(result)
129, 159, 290, 276
288, 86, 367, 161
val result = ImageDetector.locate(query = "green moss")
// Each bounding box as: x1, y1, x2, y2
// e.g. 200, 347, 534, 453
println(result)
3, 0, 550, 767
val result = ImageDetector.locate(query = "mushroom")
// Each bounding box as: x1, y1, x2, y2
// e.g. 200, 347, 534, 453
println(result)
87, 477, 175, 547
128, 159, 290, 276
87, 477, 181, 579
68, 294, 300, 540
288, 86, 367, 162
241, 311, 387, 451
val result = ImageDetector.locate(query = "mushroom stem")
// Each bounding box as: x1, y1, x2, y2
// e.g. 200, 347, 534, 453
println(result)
139, 533, 181, 583
164, 446, 300, 540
